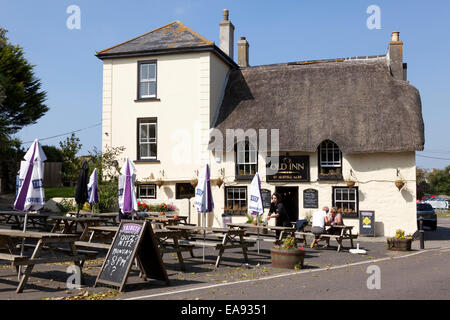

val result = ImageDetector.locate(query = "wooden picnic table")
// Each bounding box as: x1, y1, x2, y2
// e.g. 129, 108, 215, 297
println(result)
67, 212, 119, 226
165, 225, 255, 268
0, 211, 57, 231
48, 216, 104, 240
0, 229, 85, 293
74, 225, 193, 271
227, 223, 297, 241
144, 216, 188, 226
295, 225, 358, 252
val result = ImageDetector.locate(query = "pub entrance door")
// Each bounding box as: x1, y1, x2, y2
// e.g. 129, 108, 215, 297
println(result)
275, 187, 298, 222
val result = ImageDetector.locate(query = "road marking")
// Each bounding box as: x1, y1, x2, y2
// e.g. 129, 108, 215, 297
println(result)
124, 246, 450, 300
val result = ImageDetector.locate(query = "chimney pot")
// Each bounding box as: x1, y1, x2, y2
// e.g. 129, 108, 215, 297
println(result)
240, 37, 246, 40
223, 9, 229, 21
238, 36, 249, 67
392, 31, 400, 42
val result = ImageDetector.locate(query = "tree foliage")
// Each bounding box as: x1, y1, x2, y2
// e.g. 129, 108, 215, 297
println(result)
0, 28, 48, 138
59, 133, 82, 186
417, 166, 450, 198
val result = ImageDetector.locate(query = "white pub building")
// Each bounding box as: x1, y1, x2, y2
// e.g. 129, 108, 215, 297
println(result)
96, 10, 424, 236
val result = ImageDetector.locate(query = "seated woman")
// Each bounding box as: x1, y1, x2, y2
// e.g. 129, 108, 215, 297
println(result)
327, 207, 344, 235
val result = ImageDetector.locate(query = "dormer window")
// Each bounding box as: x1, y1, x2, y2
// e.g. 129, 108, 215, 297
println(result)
318, 140, 343, 180
138, 61, 157, 99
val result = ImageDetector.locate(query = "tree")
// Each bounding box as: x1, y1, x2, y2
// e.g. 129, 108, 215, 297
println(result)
0, 28, 48, 139
42, 145, 64, 162
428, 166, 450, 196
59, 133, 82, 186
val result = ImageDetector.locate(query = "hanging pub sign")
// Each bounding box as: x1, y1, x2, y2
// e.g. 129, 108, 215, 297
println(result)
303, 189, 319, 209
359, 211, 375, 236
266, 155, 310, 182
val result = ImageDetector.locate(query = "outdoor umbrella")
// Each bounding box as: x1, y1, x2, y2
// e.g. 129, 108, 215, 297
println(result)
194, 164, 214, 262
118, 157, 138, 219
248, 172, 264, 253
74, 160, 89, 217
87, 168, 99, 212
13, 139, 47, 279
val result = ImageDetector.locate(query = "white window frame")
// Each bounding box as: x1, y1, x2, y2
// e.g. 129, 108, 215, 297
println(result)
319, 140, 342, 168
138, 184, 157, 199
139, 119, 157, 160
333, 187, 358, 212
225, 186, 247, 213
139, 62, 157, 99
236, 141, 257, 176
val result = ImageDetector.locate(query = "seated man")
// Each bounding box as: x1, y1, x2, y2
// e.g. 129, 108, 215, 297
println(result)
310, 206, 330, 248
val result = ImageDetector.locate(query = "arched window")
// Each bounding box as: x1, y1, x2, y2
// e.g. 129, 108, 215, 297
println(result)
318, 140, 343, 179
235, 140, 257, 180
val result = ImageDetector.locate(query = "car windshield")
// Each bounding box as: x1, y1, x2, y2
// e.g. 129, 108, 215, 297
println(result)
417, 203, 433, 211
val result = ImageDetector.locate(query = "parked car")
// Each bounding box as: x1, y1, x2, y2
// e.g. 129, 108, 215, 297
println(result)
417, 203, 437, 231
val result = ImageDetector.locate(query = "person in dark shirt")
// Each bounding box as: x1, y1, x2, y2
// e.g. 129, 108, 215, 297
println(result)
267, 192, 290, 238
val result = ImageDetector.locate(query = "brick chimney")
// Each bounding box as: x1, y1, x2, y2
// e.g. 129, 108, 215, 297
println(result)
237, 37, 249, 67
388, 31, 406, 80
220, 9, 234, 59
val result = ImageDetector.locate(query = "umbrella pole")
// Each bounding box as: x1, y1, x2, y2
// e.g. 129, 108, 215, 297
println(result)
18, 212, 28, 280
203, 211, 206, 263
257, 214, 260, 254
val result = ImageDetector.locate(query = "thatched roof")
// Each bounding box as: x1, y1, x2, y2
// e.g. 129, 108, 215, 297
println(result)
213, 57, 424, 153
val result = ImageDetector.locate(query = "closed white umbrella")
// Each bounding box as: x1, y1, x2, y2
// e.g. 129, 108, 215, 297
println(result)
194, 164, 214, 262
87, 168, 99, 213
249, 172, 264, 253
13, 139, 47, 279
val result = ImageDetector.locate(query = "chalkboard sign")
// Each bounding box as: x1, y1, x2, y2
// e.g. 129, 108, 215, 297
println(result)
261, 189, 272, 208
359, 211, 375, 236
303, 189, 318, 209
95, 220, 168, 291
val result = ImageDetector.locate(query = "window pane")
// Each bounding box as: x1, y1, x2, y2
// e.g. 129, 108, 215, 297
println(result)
149, 124, 156, 139
140, 125, 148, 141
140, 82, 149, 97
149, 64, 156, 79
150, 144, 157, 158
149, 81, 156, 96
140, 144, 149, 158
140, 64, 149, 80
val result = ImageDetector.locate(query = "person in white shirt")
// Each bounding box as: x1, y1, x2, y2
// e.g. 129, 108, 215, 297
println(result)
310, 206, 330, 248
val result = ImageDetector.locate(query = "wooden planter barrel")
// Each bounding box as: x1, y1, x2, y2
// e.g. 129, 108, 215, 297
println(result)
387, 238, 412, 251
271, 248, 305, 269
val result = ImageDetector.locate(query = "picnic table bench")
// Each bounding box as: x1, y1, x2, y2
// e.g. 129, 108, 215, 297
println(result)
295, 225, 358, 252
166, 225, 255, 268
0, 211, 57, 231
48, 216, 104, 240
0, 229, 85, 293
67, 212, 119, 226
144, 216, 188, 226
74, 225, 192, 271
227, 223, 297, 241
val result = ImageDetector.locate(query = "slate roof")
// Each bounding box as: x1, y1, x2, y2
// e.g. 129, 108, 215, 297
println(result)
212, 56, 425, 154
96, 21, 237, 67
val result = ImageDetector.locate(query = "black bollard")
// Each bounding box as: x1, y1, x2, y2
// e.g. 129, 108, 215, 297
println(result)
419, 216, 425, 249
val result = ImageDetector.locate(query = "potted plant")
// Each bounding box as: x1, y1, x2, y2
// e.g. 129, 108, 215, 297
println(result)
271, 237, 305, 269
395, 179, 405, 190
387, 229, 412, 251
190, 178, 198, 188
245, 214, 254, 224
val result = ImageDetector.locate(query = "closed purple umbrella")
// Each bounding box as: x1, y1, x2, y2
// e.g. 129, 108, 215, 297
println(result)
118, 158, 137, 219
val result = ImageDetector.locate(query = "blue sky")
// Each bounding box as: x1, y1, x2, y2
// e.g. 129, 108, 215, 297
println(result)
1, 0, 449, 169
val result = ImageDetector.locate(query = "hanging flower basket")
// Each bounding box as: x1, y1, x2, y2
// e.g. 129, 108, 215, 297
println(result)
155, 179, 164, 188
190, 178, 198, 188
346, 180, 356, 188
395, 180, 405, 190
215, 177, 224, 188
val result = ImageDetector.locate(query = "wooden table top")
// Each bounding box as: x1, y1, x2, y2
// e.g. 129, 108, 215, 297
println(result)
227, 223, 296, 231
68, 212, 118, 218
0, 229, 79, 240
0, 211, 55, 218
145, 216, 187, 222
48, 216, 103, 222
166, 225, 244, 234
